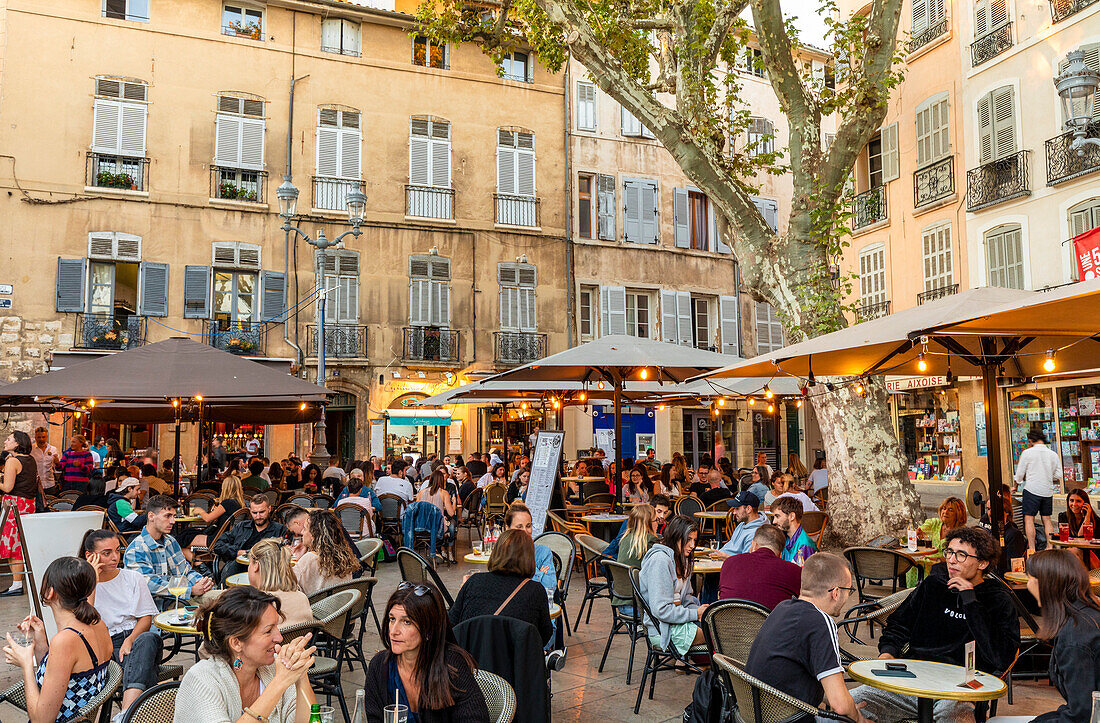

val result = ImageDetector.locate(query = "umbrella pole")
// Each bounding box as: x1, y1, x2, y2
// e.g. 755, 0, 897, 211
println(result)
614, 375, 623, 510
981, 363, 1004, 546
173, 421, 181, 491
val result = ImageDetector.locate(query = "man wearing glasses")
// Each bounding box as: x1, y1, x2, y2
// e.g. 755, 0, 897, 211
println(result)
851, 526, 1020, 722
745, 552, 871, 723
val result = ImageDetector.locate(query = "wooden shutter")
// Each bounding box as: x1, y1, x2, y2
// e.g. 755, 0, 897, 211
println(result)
712, 202, 731, 253
240, 117, 265, 169
600, 286, 610, 336
337, 275, 358, 323
119, 103, 147, 155
602, 286, 626, 336
321, 18, 341, 50
990, 0, 1008, 29
977, 94, 994, 164
138, 261, 168, 317
921, 223, 953, 291
673, 188, 690, 248
639, 181, 658, 244
409, 118, 431, 186
623, 180, 641, 242
214, 114, 242, 166
752, 197, 778, 232
577, 82, 596, 130
719, 295, 739, 355
114, 233, 141, 261
991, 86, 1016, 160
516, 133, 535, 196
91, 99, 121, 153
660, 289, 678, 343
260, 270, 286, 321
182, 265, 211, 318
497, 130, 515, 194
621, 106, 641, 136
55, 258, 87, 312
317, 113, 341, 177
880, 123, 900, 182
755, 302, 783, 354
431, 121, 451, 187
517, 264, 536, 331
597, 174, 616, 240
911, 0, 929, 35
88, 232, 115, 259
675, 292, 693, 346
409, 279, 430, 325
1071, 201, 1100, 236
432, 279, 450, 326
499, 264, 518, 330
859, 246, 886, 304
974, 0, 989, 37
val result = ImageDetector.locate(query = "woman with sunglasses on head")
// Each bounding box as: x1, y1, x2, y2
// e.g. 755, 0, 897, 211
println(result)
364, 581, 489, 723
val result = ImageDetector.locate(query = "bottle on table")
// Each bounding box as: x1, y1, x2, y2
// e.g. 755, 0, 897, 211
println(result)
351, 689, 366, 723
309, 703, 323, 723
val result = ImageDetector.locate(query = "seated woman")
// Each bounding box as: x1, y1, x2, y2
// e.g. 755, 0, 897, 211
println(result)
622, 464, 653, 504
73, 476, 108, 510
746, 465, 771, 504
505, 467, 531, 504
450, 529, 554, 647
364, 581, 489, 722
637, 515, 708, 656
415, 468, 457, 542
504, 503, 557, 594
616, 504, 659, 569
3, 557, 113, 722
80, 529, 163, 713
174, 586, 317, 723
653, 464, 679, 498
247, 539, 314, 628
1059, 488, 1098, 537
988, 549, 1100, 723
182, 474, 246, 560
918, 496, 967, 552
295, 510, 361, 596
761, 472, 788, 508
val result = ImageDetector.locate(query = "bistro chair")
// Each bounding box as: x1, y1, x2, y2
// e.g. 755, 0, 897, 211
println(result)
474, 670, 517, 723
547, 510, 588, 537
701, 598, 770, 665
396, 547, 454, 608
835, 587, 914, 662
628, 567, 705, 714
458, 487, 484, 540
801, 511, 829, 546
598, 561, 646, 684
311, 493, 335, 509
309, 583, 371, 672
48, 499, 75, 512
674, 495, 703, 519
274, 502, 303, 524
307, 589, 361, 723
723, 509, 737, 540
483, 483, 508, 529
843, 546, 918, 602
712, 653, 854, 723
582, 480, 610, 497
334, 502, 371, 538
536, 530, 576, 635
584, 492, 614, 509
59, 490, 82, 503
376, 493, 406, 542
288, 493, 313, 508
118, 680, 180, 723
76, 505, 106, 513
184, 493, 213, 513
573, 534, 611, 628
0, 660, 121, 723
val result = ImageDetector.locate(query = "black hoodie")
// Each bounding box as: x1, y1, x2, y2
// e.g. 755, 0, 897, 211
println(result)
878, 563, 1019, 675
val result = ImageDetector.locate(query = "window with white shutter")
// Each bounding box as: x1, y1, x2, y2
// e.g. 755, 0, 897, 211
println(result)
623, 178, 658, 244
719, 295, 740, 355
103, 0, 149, 21
91, 77, 148, 163
87, 232, 142, 262
498, 263, 537, 332
985, 224, 1025, 289
859, 245, 887, 307
621, 106, 655, 139
754, 302, 784, 354
320, 18, 361, 56
977, 86, 1016, 164
211, 241, 261, 270
746, 117, 774, 157
921, 222, 953, 292
139, 261, 169, 317
660, 289, 678, 343
752, 197, 779, 232
915, 93, 950, 167
316, 108, 361, 180
973, 0, 1008, 39
1069, 198, 1100, 237
214, 94, 265, 170
600, 286, 627, 336
576, 82, 596, 131
496, 130, 537, 225
409, 255, 451, 327
321, 251, 361, 324
597, 174, 616, 240
880, 123, 900, 182
407, 117, 452, 219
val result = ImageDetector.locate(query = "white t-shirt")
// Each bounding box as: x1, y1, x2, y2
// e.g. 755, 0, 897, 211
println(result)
1014, 443, 1062, 498
476, 472, 493, 489
94, 568, 158, 637
322, 466, 346, 481
775, 491, 820, 512
375, 475, 414, 503
809, 469, 829, 492
245, 438, 261, 455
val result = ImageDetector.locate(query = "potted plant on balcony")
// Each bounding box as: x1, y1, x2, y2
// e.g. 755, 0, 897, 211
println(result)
90, 329, 125, 349
225, 337, 256, 355
96, 170, 135, 190
228, 20, 262, 39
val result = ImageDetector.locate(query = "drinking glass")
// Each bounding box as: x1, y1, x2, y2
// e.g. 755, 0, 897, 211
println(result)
7, 628, 31, 670
167, 575, 188, 611
384, 704, 408, 723
1060, 522, 1071, 542
317, 705, 336, 723
1084, 523, 1094, 541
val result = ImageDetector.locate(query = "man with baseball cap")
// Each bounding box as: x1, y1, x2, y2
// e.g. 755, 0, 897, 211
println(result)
107, 477, 146, 533
715, 490, 766, 558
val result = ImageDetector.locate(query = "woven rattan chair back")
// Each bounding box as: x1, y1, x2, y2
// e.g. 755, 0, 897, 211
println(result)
474, 669, 517, 723
701, 599, 770, 664
120, 680, 180, 723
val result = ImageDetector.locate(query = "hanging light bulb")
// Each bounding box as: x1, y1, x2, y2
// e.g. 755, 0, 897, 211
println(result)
767, 404, 775, 413
299, 402, 307, 411
172, 399, 180, 408
579, 391, 587, 402
764, 385, 773, 400
748, 397, 756, 406
195, 395, 203, 403
796, 399, 804, 408
712, 406, 718, 417
717, 397, 726, 407
552, 399, 560, 409
855, 381, 866, 397
917, 353, 928, 373
1043, 349, 1056, 373
658, 404, 666, 411
88, 398, 96, 407
639, 368, 649, 380
597, 380, 605, 390
521, 402, 528, 410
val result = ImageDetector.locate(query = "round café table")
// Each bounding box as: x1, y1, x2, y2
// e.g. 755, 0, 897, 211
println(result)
694, 510, 729, 540
238, 553, 297, 566
464, 551, 491, 565
1051, 537, 1100, 569
226, 572, 250, 587
580, 513, 628, 543
174, 515, 202, 526
549, 602, 561, 620
692, 557, 724, 575
847, 659, 1005, 723
154, 608, 201, 661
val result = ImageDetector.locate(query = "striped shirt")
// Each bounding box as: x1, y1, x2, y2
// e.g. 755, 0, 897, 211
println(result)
58, 449, 93, 485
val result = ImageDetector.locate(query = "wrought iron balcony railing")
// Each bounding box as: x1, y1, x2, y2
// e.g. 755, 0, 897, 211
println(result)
494, 331, 546, 366
87, 153, 149, 192
312, 177, 365, 212
914, 156, 955, 208
75, 314, 146, 350
406, 185, 455, 220
1050, 0, 1098, 22
852, 186, 887, 230
908, 17, 949, 53
966, 151, 1030, 211
917, 284, 959, 305
307, 324, 367, 358
494, 194, 540, 227
856, 300, 891, 322
212, 167, 267, 203
403, 326, 460, 364
970, 23, 1012, 66
1045, 122, 1100, 186
207, 320, 266, 355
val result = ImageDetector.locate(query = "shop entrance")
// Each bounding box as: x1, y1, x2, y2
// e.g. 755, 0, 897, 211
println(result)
752, 410, 778, 470
785, 404, 801, 459
894, 387, 962, 480
682, 410, 736, 468
480, 406, 546, 458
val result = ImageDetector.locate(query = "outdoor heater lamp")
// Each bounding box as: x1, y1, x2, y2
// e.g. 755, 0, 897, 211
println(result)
1055, 49, 1100, 155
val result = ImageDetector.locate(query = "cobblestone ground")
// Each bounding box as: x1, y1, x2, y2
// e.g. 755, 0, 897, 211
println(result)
0, 536, 1064, 722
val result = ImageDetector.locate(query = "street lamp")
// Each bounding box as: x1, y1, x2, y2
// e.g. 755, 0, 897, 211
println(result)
278, 178, 367, 467
1054, 49, 1100, 156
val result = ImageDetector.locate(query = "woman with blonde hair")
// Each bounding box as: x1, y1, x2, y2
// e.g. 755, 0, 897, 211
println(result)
919, 497, 967, 552
246, 539, 313, 627
295, 510, 361, 595
616, 504, 659, 569
785, 452, 807, 479
181, 475, 246, 559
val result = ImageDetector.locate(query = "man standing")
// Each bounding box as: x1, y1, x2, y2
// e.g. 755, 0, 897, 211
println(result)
851, 526, 1019, 722
30, 426, 58, 494
212, 493, 286, 583
210, 435, 227, 474
772, 497, 817, 565
1013, 429, 1061, 551
57, 434, 94, 493
699, 467, 733, 507
716, 491, 767, 556
745, 552, 869, 723
375, 459, 415, 504
718, 525, 802, 608
756, 451, 774, 479
124, 494, 214, 605
245, 434, 261, 456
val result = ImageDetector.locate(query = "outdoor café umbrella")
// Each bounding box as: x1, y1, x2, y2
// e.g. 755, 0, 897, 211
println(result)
477, 336, 740, 505
693, 279, 1100, 540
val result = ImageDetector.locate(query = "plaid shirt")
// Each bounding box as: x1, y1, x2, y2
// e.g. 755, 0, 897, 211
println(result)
123, 528, 203, 599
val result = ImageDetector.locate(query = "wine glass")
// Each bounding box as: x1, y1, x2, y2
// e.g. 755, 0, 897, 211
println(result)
167, 575, 187, 611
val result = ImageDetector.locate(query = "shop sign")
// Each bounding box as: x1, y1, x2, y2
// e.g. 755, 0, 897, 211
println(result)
1073, 226, 1100, 280
885, 375, 949, 392
385, 380, 450, 395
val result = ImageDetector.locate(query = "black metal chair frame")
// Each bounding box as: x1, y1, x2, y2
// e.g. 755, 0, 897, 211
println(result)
597, 561, 645, 684
396, 547, 455, 608
628, 567, 703, 714
573, 534, 612, 629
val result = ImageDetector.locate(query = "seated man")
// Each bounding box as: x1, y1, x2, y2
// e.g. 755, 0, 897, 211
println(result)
688, 463, 711, 498
106, 477, 146, 533
212, 492, 286, 582
772, 496, 817, 565
851, 526, 1020, 723
699, 468, 734, 507
240, 458, 270, 492
745, 552, 869, 723
716, 491, 766, 557
375, 459, 415, 504
718, 524, 802, 610
124, 494, 215, 606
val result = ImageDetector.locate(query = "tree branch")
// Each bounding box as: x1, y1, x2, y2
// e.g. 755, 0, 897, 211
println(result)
749, 0, 811, 144
701, 0, 750, 69
629, 17, 674, 29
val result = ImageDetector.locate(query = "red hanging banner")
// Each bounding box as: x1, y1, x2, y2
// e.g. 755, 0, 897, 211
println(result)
1074, 226, 1100, 280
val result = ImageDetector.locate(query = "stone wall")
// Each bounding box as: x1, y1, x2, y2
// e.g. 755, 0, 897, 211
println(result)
0, 315, 62, 434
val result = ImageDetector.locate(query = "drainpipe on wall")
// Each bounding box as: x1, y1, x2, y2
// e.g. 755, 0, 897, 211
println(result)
564, 51, 575, 349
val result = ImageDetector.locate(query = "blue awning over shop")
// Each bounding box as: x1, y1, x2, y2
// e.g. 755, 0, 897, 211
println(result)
385, 409, 452, 428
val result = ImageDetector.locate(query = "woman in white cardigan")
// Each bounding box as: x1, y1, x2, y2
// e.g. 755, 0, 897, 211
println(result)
174, 586, 317, 723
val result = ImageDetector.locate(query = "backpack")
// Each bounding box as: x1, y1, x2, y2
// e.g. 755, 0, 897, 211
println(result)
683, 668, 734, 723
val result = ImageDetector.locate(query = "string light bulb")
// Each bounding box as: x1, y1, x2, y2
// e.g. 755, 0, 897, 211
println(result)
552, 398, 560, 409
855, 382, 866, 397
299, 402, 307, 411
748, 397, 756, 406
597, 380, 605, 390
172, 399, 180, 408
796, 399, 804, 408
521, 402, 528, 410
717, 397, 726, 407
1043, 350, 1056, 373
658, 404, 666, 411
764, 385, 773, 400
195, 395, 203, 403
88, 398, 96, 407
767, 404, 774, 413
579, 391, 587, 402
917, 353, 928, 373
639, 368, 649, 380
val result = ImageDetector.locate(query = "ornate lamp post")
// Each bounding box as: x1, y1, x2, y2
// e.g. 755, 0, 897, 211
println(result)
1054, 49, 1100, 156
276, 179, 367, 467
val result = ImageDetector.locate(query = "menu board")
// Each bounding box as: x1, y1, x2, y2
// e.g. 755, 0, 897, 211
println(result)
526, 431, 565, 537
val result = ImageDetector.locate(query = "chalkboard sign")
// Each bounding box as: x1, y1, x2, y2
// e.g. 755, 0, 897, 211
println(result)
527, 430, 565, 537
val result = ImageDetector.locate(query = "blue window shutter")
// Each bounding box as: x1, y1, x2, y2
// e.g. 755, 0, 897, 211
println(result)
139, 262, 169, 317
183, 265, 211, 319
56, 258, 86, 312
260, 270, 287, 322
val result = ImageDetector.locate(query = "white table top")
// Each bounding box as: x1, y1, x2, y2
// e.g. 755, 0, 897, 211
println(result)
847, 659, 1006, 702
693, 558, 724, 573
226, 572, 250, 587
580, 514, 628, 523
694, 511, 729, 520
464, 552, 491, 564
153, 609, 199, 634
549, 602, 561, 620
